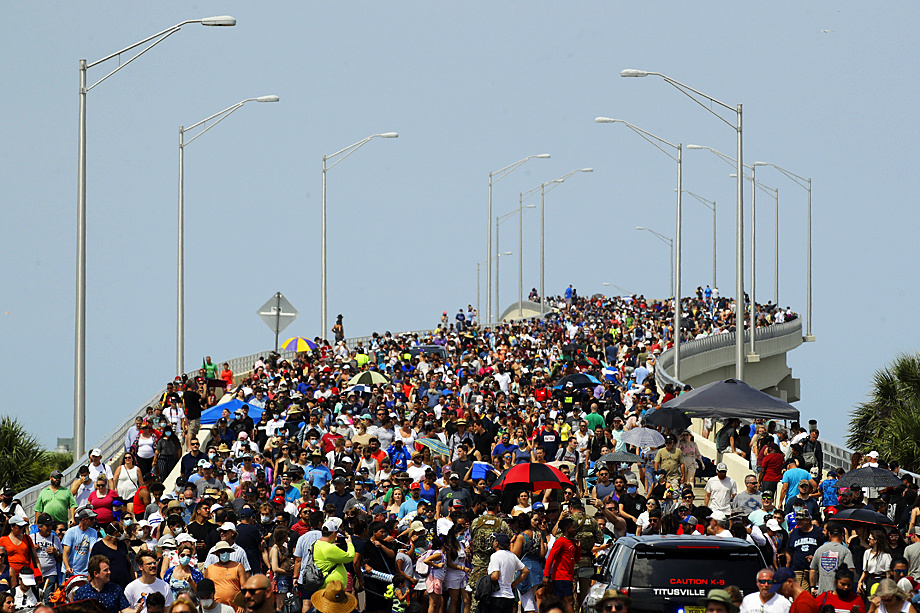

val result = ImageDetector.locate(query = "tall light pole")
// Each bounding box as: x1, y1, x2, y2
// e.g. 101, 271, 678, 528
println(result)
688, 144, 764, 362
521, 168, 593, 316
729, 169, 777, 361
495, 211, 522, 319
511, 198, 538, 318
495, 251, 513, 321
754, 161, 814, 342
679, 190, 716, 289
321, 132, 398, 339
596, 117, 683, 379
177, 95, 278, 376
487, 154, 550, 325
621, 69, 745, 381
636, 227, 674, 300
75, 15, 236, 460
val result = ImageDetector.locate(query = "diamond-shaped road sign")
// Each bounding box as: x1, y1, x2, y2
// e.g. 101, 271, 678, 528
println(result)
257, 292, 298, 350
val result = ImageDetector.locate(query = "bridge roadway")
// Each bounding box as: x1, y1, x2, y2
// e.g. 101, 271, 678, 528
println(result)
17, 307, 853, 516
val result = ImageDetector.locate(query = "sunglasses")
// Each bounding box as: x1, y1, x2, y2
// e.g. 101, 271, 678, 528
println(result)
602, 605, 625, 612
241, 588, 267, 594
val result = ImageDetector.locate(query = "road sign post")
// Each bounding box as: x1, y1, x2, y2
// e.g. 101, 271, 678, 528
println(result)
257, 292, 298, 351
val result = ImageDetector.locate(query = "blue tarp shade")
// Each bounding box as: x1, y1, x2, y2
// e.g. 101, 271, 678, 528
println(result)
200, 398, 264, 426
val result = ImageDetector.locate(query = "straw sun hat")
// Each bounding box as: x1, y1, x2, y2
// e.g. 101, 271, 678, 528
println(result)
311, 581, 357, 613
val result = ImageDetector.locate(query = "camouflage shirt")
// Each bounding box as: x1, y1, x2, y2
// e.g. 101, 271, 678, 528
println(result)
469, 513, 512, 567
560, 510, 603, 566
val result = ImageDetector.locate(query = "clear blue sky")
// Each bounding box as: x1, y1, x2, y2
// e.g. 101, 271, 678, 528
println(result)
2, 2, 916, 450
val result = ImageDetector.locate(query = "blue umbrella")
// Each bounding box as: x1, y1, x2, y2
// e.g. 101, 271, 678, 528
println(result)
200, 398, 263, 426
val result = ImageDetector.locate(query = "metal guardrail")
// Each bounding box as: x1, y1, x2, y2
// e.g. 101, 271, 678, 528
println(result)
652, 318, 858, 476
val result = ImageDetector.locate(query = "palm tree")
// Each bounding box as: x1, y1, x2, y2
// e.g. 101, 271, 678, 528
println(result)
848, 354, 920, 471
0, 416, 52, 491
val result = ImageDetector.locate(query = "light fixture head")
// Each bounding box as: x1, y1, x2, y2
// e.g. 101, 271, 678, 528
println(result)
201, 15, 236, 26
380, 132, 398, 138
594, 117, 616, 124
256, 95, 280, 103
753, 161, 768, 167
636, 226, 647, 231
686, 144, 704, 150
535, 154, 551, 159
580, 168, 593, 172
729, 173, 738, 178
620, 69, 649, 78
525, 204, 537, 209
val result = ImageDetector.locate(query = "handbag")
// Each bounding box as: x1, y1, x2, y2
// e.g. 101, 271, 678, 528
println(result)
416, 550, 431, 577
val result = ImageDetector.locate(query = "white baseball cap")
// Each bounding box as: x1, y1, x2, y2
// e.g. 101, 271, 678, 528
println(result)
322, 518, 343, 533
90, 448, 102, 457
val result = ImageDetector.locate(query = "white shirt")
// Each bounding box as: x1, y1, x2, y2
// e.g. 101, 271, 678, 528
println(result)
203, 542, 251, 571
407, 463, 430, 482
124, 577, 174, 613
487, 549, 525, 598
704, 476, 738, 515
739, 591, 790, 613
88, 462, 113, 483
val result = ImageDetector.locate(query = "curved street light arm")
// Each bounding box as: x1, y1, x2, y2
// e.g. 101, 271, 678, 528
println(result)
324, 133, 396, 171
640, 71, 736, 129
596, 118, 679, 162
688, 145, 752, 173
490, 154, 550, 185
680, 189, 715, 211
87, 17, 230, 90
181, 100, 247, 146
636, 226, 672, 246
754, 162, 810, 191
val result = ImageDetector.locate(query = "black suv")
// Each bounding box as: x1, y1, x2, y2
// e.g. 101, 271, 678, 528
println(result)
587, 535, 766, 613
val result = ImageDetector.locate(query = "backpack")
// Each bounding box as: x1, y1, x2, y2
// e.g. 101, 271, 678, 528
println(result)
300, 540, 326, 595
415, 550, 431, 577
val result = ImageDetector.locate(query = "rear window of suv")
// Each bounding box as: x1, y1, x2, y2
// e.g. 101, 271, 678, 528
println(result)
629, 548, 763, 591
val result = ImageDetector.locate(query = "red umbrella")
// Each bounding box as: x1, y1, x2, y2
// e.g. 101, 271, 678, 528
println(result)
491, 462, 575, 492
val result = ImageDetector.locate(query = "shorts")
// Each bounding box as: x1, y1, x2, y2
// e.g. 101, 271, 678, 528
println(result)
426, 575, 443, 594
188, 418, 200, 438
276, 574, 292, 594
552, 580, 573, 599
445, 571, 467, 591
520, 586, 537, 612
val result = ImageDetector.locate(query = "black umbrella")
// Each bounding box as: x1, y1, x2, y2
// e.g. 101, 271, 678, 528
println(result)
662, 378, 800, 421
836, 467, 903, 490
644, 407, 692, 431
832, 507, 895, 526
597, 451, 643, 464
555, 373, 602, 388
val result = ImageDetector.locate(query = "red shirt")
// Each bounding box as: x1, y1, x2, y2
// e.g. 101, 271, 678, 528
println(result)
817, 591, 866, 613
321, 432, 343, 454
545, 536, 579, 582
761, 451, 785, 483
790, 590, 820, 613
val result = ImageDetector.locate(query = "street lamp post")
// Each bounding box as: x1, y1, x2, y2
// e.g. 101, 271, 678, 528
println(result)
520, 168, 593, 316
321, 133, 398, 339
621, 69, 745, 381
75, 15, 236, 460
679, 190, 716, 288
495, 251, 513, 321
636, 227, 674, 300
177, 95, 278, 376
754, 161, 814, 342
688, 144, 766, 362
487, 154, 550, 325
596, 117, 683, 378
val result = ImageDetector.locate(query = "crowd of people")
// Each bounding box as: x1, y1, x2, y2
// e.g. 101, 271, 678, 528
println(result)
1, 287, 913, 613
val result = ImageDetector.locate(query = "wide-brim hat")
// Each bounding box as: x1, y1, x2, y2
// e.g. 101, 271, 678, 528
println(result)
597, 590, 632, 608
311, 580, 357, 613
698, 589, 739, 613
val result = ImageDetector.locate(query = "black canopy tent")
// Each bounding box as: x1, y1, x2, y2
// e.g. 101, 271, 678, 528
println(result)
661, 378, 800, 421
